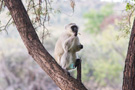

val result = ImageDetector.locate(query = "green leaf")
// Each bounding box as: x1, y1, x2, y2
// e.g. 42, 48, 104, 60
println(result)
126, 3, 133, 11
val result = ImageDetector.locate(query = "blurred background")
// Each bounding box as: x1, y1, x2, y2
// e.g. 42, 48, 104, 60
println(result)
0, 0, 131, 90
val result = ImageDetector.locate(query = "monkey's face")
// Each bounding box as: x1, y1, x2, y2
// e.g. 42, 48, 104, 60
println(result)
65, 23, 79, 36
71, 25, 78, 36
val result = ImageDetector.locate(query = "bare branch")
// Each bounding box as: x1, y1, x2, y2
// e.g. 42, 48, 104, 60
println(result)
0, 0, 4, 11
128, 7, 135, 26
77, 59, 82, 82
0, 17, 12, 34
70, 0, 75, 12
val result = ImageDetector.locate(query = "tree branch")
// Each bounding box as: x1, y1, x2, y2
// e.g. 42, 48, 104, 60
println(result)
77, 59, 82, 82
3, 0, 87, 90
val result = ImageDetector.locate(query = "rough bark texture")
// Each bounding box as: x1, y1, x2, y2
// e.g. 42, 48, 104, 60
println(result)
3, 0, 87, 90
123, 19, 135, 90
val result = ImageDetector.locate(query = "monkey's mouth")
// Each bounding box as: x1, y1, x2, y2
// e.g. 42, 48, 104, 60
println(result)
73, 28, 78, 36
74, 32, 78, 36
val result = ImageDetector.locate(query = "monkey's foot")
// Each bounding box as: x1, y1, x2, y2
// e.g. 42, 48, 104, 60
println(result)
75, 59, 81, 67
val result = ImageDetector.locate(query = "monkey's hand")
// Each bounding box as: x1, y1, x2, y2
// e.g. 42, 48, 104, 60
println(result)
79, 44, 83, 49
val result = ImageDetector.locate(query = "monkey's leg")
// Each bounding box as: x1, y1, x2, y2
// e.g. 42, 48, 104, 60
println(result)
60, 54, 68, 69
60, 52, 71, 76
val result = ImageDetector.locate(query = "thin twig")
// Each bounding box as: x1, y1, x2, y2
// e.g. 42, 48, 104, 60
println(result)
128, 7, 135, 26
0, 17, 12, 34
26, 0, 32, 12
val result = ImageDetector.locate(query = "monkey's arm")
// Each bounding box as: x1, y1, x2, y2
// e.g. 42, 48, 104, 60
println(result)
62, 36, 75, 52
74, 37, 83, 52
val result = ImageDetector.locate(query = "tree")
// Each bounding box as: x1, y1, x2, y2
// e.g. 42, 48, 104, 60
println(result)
121, 1, 135, 90
122, 18, 135, 90
3, 0, 87, 90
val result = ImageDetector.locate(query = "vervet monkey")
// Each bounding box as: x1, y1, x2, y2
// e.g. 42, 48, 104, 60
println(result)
54, 23, 83, 71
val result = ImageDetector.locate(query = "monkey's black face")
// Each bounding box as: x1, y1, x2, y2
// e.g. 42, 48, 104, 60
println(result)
71, 25, 78, 36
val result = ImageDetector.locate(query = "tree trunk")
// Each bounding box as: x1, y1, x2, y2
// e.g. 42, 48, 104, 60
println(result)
3, 0, 87, 90
123, 19, 135, 90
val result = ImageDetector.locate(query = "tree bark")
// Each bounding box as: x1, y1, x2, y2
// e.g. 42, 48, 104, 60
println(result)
123, 19, 135, 90
3, 0, 87, 90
